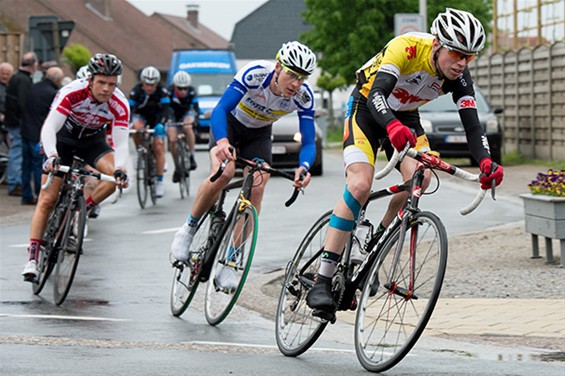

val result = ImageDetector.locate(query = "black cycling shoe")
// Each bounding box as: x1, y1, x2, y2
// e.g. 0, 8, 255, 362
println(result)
189, 155, 197, 171
313, 308, 336, 323
306, 275, 335, 311
88, 204, 101, 219
172, 170, 180, 183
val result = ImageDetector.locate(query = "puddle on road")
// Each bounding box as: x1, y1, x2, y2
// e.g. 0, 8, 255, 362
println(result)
433, 348, 565, 363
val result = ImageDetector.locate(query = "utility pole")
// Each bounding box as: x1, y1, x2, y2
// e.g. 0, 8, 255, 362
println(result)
419, 0, 427, 30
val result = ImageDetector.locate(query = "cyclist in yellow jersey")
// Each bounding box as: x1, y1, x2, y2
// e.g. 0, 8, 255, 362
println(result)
306, 8, 505, 318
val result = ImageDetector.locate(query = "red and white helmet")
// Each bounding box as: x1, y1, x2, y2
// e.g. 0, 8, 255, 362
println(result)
431, 8, 486, 54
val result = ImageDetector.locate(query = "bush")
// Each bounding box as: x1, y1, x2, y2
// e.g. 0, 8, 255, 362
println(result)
62, 43, 91, 73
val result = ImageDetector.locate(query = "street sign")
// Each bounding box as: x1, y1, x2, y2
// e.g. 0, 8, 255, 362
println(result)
394, 13, 424, 36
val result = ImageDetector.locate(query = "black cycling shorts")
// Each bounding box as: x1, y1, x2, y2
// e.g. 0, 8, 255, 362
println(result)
47, 132, 113, 174
209, 113, 273, 165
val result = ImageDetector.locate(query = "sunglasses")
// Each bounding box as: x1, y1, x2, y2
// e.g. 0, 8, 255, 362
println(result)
176, 87, 189, 91
443, 45, 477, 63
281, 64, 309, 82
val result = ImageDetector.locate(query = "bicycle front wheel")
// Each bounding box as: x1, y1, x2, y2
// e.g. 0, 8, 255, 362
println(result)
204, 205, 258, 326
355, 211, 448, 373
275, 210, 332, 357
170, 210, 212, 317
32, 204, 64, 295
136, 150, 148, 209
177, 143, 190, 199
53, 196, 87, 305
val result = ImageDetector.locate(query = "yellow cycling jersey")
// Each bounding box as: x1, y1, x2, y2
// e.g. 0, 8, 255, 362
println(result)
356, 32, 446, 112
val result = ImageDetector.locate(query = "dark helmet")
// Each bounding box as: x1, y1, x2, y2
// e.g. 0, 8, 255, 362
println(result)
87, 53, 123, 76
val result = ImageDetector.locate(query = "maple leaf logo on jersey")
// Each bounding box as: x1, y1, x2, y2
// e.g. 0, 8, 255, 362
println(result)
405, 45, 417, 60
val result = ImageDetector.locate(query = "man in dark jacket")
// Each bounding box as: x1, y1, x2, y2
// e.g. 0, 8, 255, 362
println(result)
20, 66, 63, 204
4, 52, 38, 196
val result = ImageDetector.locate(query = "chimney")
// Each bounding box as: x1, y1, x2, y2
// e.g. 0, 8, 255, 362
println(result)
187, 4, 199, 28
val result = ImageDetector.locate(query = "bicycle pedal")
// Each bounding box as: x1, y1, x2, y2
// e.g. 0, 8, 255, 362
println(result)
23, 274, 37, 284
312, 309, 336, 324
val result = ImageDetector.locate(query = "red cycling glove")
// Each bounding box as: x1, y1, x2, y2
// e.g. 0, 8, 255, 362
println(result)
479, 158, 504, 190
386, 120, 416, 151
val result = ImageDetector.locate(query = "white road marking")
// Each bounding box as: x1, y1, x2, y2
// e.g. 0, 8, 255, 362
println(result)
186, 340, 356, 353
0, 313, 130, 322
142, 228, 179, 234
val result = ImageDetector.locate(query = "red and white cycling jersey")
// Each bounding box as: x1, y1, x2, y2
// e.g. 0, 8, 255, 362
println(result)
41, 79, 130, 169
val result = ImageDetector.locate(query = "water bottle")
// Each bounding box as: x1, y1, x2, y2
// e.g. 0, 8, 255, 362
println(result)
350, 219, 373, 264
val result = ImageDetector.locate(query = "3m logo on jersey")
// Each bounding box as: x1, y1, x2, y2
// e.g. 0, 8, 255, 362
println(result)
457, 96, 477, 110
392, 87, 425, 104
405, 45, 417, 60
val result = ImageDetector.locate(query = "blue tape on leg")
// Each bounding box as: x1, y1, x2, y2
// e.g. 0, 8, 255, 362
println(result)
329, 214, 355, 231
343, 185, 361, 220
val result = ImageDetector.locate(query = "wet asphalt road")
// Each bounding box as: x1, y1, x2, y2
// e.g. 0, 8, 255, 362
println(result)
1, 148, 562, 375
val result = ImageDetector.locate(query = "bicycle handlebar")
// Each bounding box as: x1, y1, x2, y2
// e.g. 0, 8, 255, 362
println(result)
209, 153, 305, 207
375, 146, 488, 215
41, 164, 119, 190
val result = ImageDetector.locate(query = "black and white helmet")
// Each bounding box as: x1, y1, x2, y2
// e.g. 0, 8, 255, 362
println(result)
173, 71, 192, 87
87, 53, 122, 76
276, 41, 316, 76
140, 66, 161, 84
431, 8, 486, 54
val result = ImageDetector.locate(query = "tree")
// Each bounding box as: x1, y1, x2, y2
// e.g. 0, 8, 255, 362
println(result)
62, 43, 91, 74
302, 0, 493, 85
316, 73, 347, 130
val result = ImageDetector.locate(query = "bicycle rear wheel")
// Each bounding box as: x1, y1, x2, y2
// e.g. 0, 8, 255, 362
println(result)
170, 210, 212, 317
176, 142, 190, 199
32, 204, 65, 295
355, 211, 447, 373
204, 205, 258, 326
136, 150, 148, 209
275, 210, 331, 357
147, 153, 157, 205
53, 196, 87, 305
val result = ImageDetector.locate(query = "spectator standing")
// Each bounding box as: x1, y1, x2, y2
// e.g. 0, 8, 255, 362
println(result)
0, 62, 14, 126
20, 66, 64, 205
5, 52, 39, 196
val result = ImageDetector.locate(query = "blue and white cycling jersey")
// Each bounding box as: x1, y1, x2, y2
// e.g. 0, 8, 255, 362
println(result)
210, 60, 317, 169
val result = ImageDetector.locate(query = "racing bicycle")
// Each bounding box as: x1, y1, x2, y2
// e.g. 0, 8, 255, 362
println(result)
168, 121, 194, 199
170, 154, 305, 326
275, 146, 491, 372
130, 127, 157, 209
31, 156, 119, 305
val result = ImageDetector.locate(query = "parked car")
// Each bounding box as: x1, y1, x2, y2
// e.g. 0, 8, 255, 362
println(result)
419, 87, 503, 165
271, 115, 324, 176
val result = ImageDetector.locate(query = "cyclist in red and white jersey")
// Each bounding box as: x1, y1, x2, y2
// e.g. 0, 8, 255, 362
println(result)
22, 53, 130, 281
306, 9, 505, 316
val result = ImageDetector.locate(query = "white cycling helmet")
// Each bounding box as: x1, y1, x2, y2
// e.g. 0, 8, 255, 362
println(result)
431, 8, 486, 54
276, 41, 316, 76
140, 66, 161, 84
76, 65, 91, 80
173, 71, 192, 87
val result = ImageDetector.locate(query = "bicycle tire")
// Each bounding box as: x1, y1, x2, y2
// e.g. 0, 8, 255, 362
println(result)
170, 210, 212, 317
204, 205, 258, 326
354, 211, 448, 373
275, 210, 332, 357
32, 202, 65, 295
177, 141, 190, 199
53, 196, 87, 305
136, 150, 148, 209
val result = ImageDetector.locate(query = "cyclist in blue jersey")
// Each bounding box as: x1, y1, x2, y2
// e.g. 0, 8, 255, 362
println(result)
167, 71, 199, 181
129, 66, 171, 197
170, 41, 317, 288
